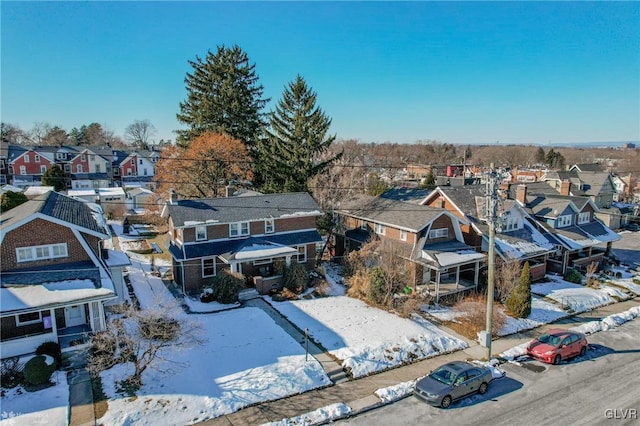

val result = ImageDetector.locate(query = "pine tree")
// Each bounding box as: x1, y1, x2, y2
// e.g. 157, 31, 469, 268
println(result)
176, 45, 268, 149
505, 261, 532, 318
42, 164, 67, 192
257, 75, 342, 193
535, 147, 546, 164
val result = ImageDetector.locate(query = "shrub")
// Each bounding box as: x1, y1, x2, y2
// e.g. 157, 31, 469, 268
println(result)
453, 295, 506, 338
506, 261, 532, 318
23, 355, 55, 386
209, 271, 244, 304
283, 263, 309, 294
140, 317, 179, 341
564, 269, 583, 284
368, 266, 387, 305
615, 272, 622, 279
1, 357, 24, 388
36, 341, 62, 369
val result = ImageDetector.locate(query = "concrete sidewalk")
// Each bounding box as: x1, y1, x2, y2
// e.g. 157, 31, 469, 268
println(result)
201, 297, 640, 425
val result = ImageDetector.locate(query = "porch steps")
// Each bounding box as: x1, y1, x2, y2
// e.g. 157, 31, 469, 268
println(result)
326, 366, 350, 384
238, 288, 261, 302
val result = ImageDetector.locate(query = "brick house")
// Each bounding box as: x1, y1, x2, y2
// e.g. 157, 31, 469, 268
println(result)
334, 191, 486, 302
162, 192, 324, 295
0, 191, 128, 358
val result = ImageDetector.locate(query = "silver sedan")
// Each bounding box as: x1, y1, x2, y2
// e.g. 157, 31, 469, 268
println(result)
413, 361, 493, 408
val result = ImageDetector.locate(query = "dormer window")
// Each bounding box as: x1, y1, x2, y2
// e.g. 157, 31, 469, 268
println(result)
429, 228, 448, 239
557, 215, 572, 228
230, 221, 250, 237
195, 225, 207, 241
503, 216, 519, 231
265, 218, 274, 233
578, 212, 590, 224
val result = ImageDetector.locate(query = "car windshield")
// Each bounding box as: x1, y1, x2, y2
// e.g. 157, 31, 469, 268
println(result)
537, 333, 561, 346
430, 367, 454, 385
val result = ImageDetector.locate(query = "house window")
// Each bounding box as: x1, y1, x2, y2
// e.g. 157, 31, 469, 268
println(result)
81, 154, 86, 161
578, 212, 590, 224
361, 220, 368, 230
202, 257, 216, 277
127, 170, 132, 176
16, 311, 42, 326
114, 168, 120, 176
557, 215, 572, 228
230, 221, 250, 237
400, 230, 407, 241
296, 245, 307, 263
24, 154, 30, 163
374, 223, 385, 235
40, 165, 47, 174
95, 164, 101, 173
503, 216, 519, 231
35, 155, 41, 163
429, 228, 448, 239
130, 159, 135, 165
195, 225, 207, 241
20, 166, 26, 175
56, 153, 65, 160
90, 155, 95, 161
16, 243, 68, 262
139, 159, 143, 165
64, 164, 71, 173
265, 218, 274, 233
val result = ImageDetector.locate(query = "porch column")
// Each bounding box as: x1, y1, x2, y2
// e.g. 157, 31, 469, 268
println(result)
49, 308, 58, 340
230, 262, 239, 274
455, 265, 460, 290
474, 261, 479, 287
285, 255, 292, 266
435, 270, 441, 304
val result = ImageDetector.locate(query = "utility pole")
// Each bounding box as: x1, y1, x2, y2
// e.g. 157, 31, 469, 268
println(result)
483, 163, 499, 360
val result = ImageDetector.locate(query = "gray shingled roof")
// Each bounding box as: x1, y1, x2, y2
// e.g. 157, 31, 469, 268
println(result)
167, 192, 322, 228
379, 188, 431, 205
340, 194, 448, 232
437, 185, 486, 216
0, 191, 108, 235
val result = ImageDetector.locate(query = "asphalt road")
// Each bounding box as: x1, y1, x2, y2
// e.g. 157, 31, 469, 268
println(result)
340, 317, 640, 426
604, 230, 640, 266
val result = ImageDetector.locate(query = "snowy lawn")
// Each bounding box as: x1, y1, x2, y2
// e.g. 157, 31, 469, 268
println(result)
96, 256, 332, 425
269, 296, 467, 378
0, 370, 68, 426
531, 275, 631, 313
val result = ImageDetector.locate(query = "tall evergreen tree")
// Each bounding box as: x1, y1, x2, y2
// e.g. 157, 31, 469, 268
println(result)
258, 75, 342, 193
42, 165, 67, 192
506, 261, 532, 318
176, 45, 268, 149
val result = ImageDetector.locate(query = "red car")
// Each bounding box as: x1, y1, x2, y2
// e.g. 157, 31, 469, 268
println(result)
526, 329, 588, 364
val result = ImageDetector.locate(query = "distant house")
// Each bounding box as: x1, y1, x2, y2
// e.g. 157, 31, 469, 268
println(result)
7, 146, 55, 188
0, 191, 129, 358
162, 192, 324, 295
334, 190, 486, 302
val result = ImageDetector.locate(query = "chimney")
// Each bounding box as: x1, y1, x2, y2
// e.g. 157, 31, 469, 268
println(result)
169, 189, 178, 204
560, 180, 571, 196
516, 184, 527, 205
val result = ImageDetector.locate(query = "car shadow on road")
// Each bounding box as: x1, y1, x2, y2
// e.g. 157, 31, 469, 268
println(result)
448, 376, 523, 409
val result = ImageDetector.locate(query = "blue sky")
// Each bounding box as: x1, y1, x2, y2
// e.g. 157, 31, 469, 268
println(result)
2, 1, 639, 145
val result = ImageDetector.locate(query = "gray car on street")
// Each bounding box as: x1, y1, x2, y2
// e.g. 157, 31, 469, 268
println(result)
414, 361, 493, 408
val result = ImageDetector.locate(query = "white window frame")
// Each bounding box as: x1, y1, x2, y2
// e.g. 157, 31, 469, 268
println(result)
81, 154, 86, 161
95, 164, 101, 173
504, 216, 519, 231
400, 229, 408, 241
296, 245, 307, 263
557, 215, 572, 228
429, 228, 448, 239
229, 221, 250, 237
578, 212, 590, 224
56, 152, 65, 160
16, 243, 68, 263
76, 165, 83, 173
195, 225, 207, 241
20, 165, 26, 175
40, 165, 47, 174
265, 218, 274, 234
16, 311, 42, 326
35, 155, 41, 163
202, 257, 216, 277
24, 154, 30, 163
361, 220, 367, 230
374, 223, 385, 235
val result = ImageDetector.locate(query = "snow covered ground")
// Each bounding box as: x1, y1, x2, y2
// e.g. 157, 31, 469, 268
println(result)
269, 296, 467, 378
1, 246, 638, 425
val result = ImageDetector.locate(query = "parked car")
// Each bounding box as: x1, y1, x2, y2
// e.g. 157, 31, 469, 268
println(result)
414, 361, 493, 408
526, 329, 588, 364
625, 222, 639, 232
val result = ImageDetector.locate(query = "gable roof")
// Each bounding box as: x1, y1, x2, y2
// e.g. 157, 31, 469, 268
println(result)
0, 191, 109, 239
425, 185, 486, 218
340, 193, 461, 232
570, 163, 606, 173
165, 192, 322, 228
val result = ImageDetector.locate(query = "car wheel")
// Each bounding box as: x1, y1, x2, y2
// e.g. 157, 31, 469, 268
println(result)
580, 345, 587, 357
441, 395, 452, 409
479, 382, 488, 395
553, 354, 561, 365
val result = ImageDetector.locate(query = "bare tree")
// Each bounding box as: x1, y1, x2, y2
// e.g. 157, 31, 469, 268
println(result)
29, 122, 53, 145
125, 119, 157, 150
495, 259, 522, 303
87, 301, 203, 391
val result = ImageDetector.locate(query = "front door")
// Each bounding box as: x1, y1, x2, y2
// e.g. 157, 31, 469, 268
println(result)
64, 305, 85, 328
